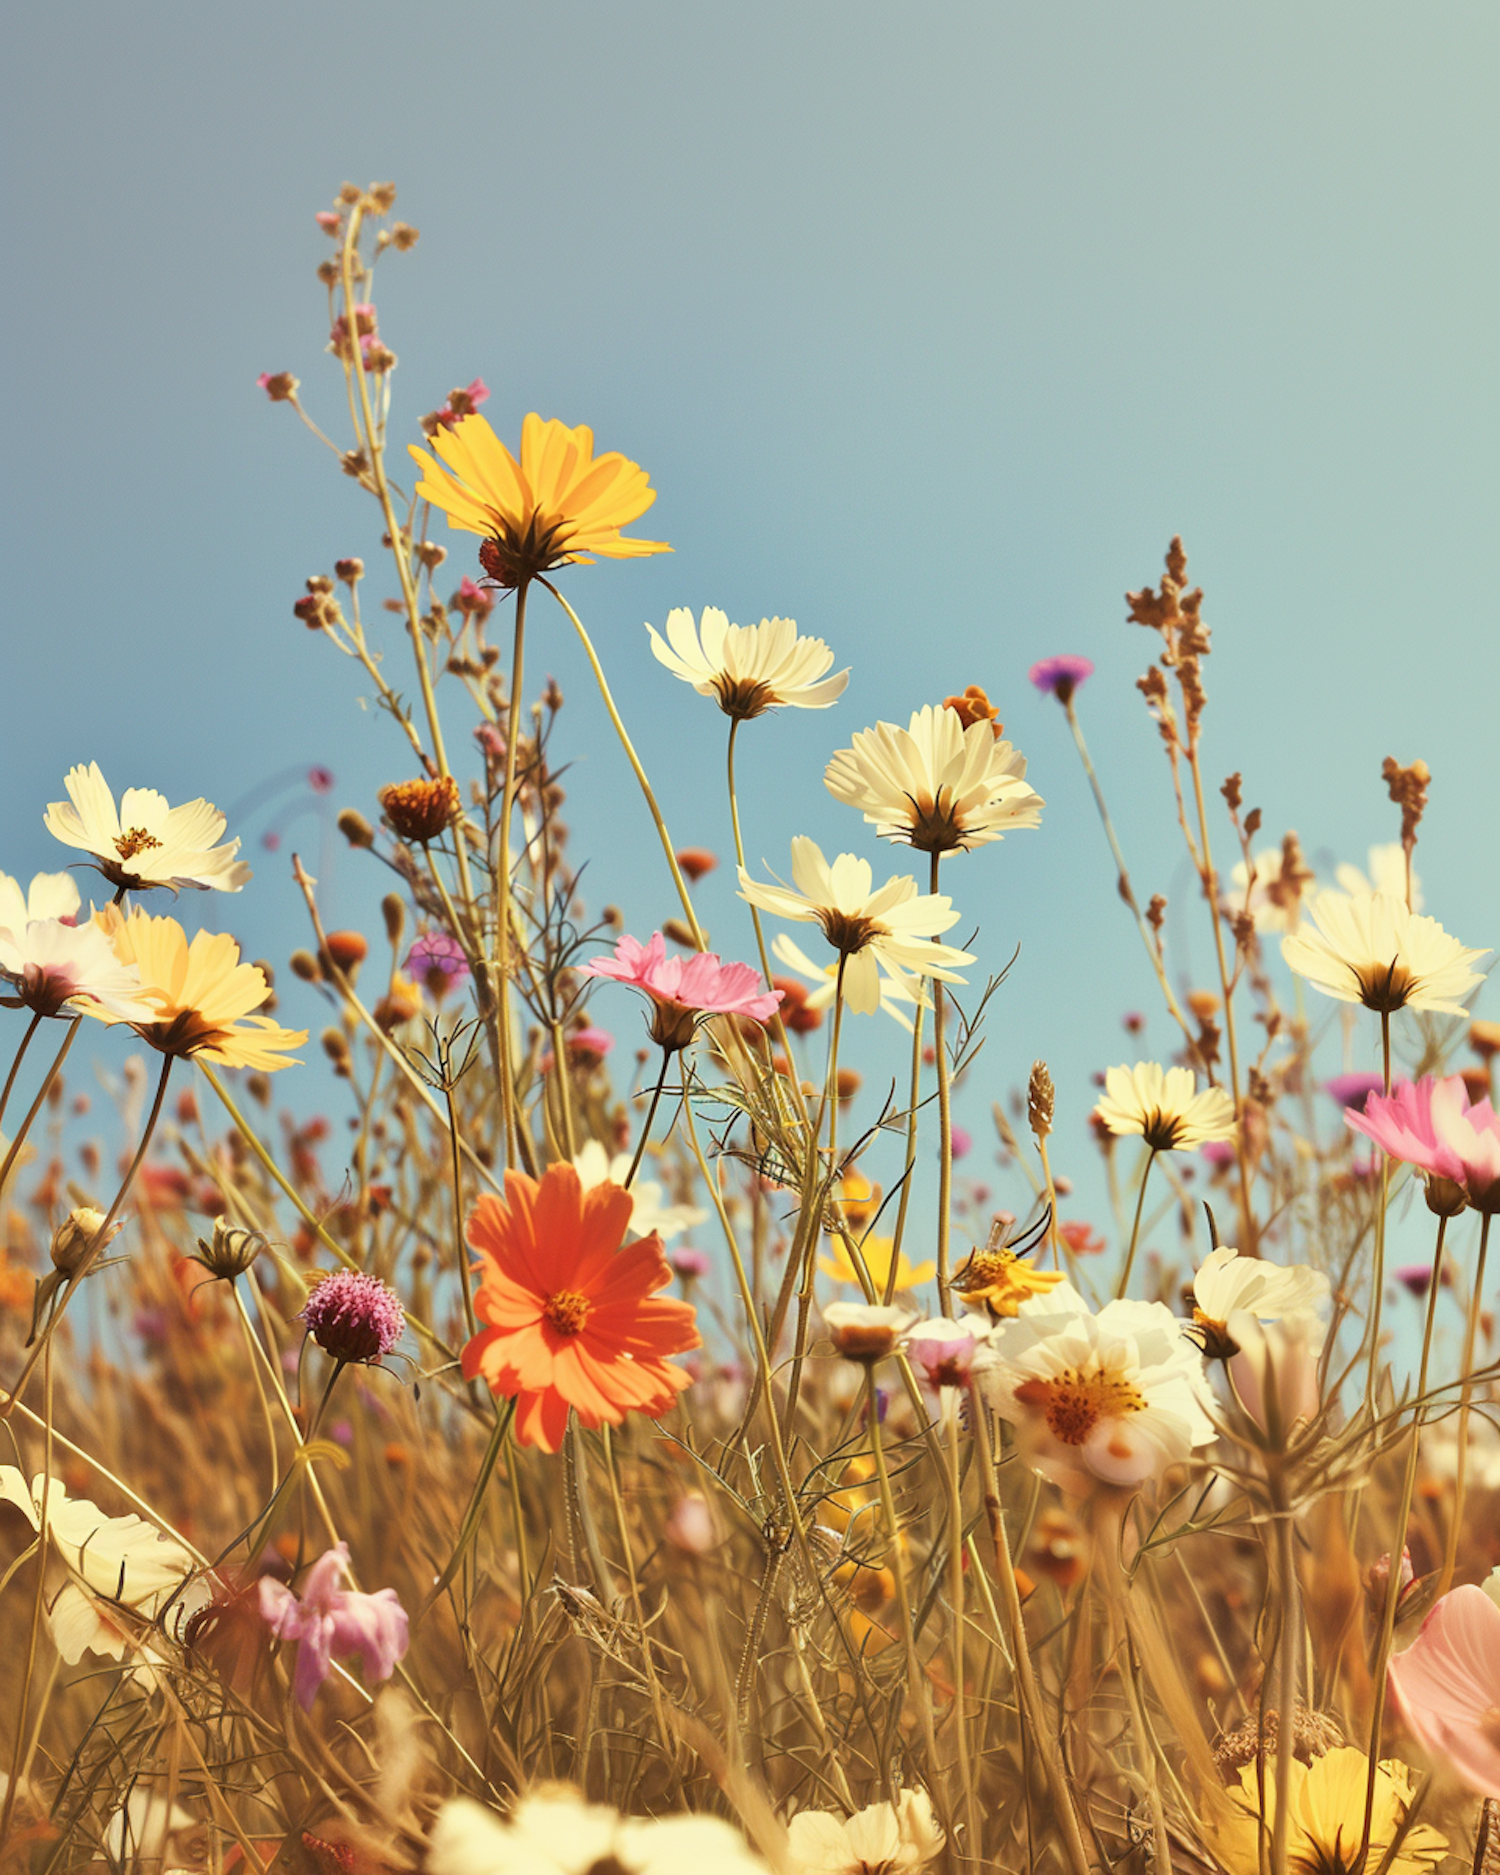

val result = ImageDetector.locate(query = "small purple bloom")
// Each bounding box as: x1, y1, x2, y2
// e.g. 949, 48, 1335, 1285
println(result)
1028, 655, 1095, 703
406, 932, 471, 998
1200, 1140, 1236, 1168
950, 1126, 972, 1162
330, 1417, 354, 1446
566, 1026, 615, 1063
259, 1542, 408, 1709
671, 1246, 712, 1280
1395, 1262, 1449, 1298
302, 1270, 405, 1365
1324, 1072, 1388, 1113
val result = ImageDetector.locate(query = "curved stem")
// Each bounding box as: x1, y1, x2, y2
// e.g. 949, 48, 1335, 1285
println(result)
0, 1016, 80, 1203
493, 579, 529, 1168
625, 1047, 673, 1188
1115, 1148, 1159, 1300
0, 1011, 42, 1136
864, 1364, 939, 1767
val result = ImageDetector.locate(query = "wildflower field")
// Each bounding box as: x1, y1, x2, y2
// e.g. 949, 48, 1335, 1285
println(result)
5, 179, 1500, 1875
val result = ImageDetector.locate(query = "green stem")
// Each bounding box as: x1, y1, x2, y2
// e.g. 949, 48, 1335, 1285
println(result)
0, 1016, 80, 1202
625, 1047, 673, 1188
1115, 1147, 1158, 1300
0, 1011, 42, 1136
930, 851, 955, 1314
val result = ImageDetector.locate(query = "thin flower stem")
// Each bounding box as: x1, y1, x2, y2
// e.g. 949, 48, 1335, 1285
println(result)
1, 1337, 53, 1847
1269, 1468, 1299, 1875
1442, 1209, 1492, 1597
930, 851, 955, 1314
625, 1047, 673, 1188
599, 1423, 681, 1786
422, 1400, 516, 1614
443, 1080, 478, 1343
945, 1400, 981, 1867
864, 1365, 940, 1770
0, 1015, 80, 1204
493, 577, 530, 1169
1365, 1011, 1394, 1418
0, 1010, 42, 1136
784, 957, 847, 1432
1115, 1147, 1158, 1301
2, 1052, 172, 1421
886, 992, 928, 1296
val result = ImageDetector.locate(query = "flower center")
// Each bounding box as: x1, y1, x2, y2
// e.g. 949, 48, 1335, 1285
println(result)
1013, 1367, 1145, 1446
901, 789, 968, 853
114, 827, 162, 861
710, 673, 779, 720
544, 1289, 592, 1336
817, 909, 880, 957
1138, 1107, 1187, 1151
1353, 956, 1416, 1014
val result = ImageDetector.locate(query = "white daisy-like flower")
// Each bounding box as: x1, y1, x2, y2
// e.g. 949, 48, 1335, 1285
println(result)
44, 761, 252, 893
739, 837, 973, 1017
786, 1788, 944, 1874
1281, 891, 1488, 1017
426, 1789, 770, 1875
977, 1282, 1216, 1493
822, 1301, 918, 1362
1189, 1246, 1330, 1358
572, 1140, 706, 1241
0, 869, 80, 932
824, 705, 1044, 855
0, 917, 158, 1021
646, 606, 849, 719
1336, 842, 1424, 913
1094, 1062, 1237, 1152
0, 1467, 208, 1663
1226, 840, 1317, 935
771, 931, 924, 1031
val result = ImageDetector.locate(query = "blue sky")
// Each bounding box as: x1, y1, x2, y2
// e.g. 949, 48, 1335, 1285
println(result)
1, 1, 1495, 1290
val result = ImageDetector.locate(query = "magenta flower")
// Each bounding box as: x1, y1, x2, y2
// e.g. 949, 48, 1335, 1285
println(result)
259, 1542, 409, 1709
1388, 1585, 1500, 1797
314, 210, 342, 235
671, 1246, 712, 1280
1028, 655, 1095, 703
302, 1271, 405, 1365
950, 1125, 972, 1161
581, 931, 783, 1052
1349, 1075, 1500, 1209
406, 931, 471, 999
565, 1026, 614, 1063
1324, 1071, 1387, 1112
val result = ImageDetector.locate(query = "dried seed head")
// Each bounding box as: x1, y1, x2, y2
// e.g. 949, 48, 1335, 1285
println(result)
378, 776, 460, 844
334, 557, 364, 584
1027, 1061, 1054, 1142
193, 1216, 267, 1281
337, 809, 375, 849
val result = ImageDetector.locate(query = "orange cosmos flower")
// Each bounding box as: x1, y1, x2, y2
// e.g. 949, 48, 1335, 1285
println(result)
409, 412, 670, 589
462, 1162, 699, 1452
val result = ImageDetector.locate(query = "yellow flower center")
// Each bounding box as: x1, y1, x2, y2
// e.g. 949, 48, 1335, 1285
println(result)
902, 788, 969, 853
1138, 1106, 1189, 1151
1353, 957, 1416, 1014
114, 827, 162, 861
1014, 1367, 1145, 1446
544, 1289, 592, 1336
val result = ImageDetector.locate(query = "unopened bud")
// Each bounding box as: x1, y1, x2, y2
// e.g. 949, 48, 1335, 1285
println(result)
321, 1027, 351, 1066
320, 931, 368, 979
51, 1207, 119, 1277
289, 949, 321, 983
381, 894, 406, 947
661, 919, 699, 949
193, 1216, 267, 1281
415, 540, 446, 570
334, 557, 364, 584
337, 809, 376, 849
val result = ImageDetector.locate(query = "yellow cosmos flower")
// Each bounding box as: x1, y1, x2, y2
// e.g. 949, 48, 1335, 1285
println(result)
820, 1233, 937, 1293
953, 1244, 1067, 1317
97, 907, 306, 1071
1203, 1747, 1445, 1875
409, 412, 669, 588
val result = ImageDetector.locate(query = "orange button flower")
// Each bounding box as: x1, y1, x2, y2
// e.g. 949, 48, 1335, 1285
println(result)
462, 1163, 700, 1453
409, 412, 669, 589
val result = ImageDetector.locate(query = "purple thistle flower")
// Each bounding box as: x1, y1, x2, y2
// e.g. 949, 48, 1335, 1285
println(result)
1028, 655, 1095, 703
302, 1271, 405, 1365
259, 1542, 408, 1709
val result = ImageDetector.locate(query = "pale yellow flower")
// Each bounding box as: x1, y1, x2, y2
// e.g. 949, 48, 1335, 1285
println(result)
770, 932, 923, 1031
1094, 1061, 1237, 1152
0, 869, 80, 931
820, 1232, 937, 1292
647, 607, 848, 717
1282, 890, 1487, 1017
44, 762, 250, 893
1202, 1747, 1445, 1875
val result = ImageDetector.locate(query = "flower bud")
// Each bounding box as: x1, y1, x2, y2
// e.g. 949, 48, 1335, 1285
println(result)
193, 1216, 267, 1281
1027, 1061, 1054, 1142
334, 557, 364, 584
337, 809, 376, 849
320, 931, 368, 979
289, 950, 321, 983
381, 894, 406, 947
51, 1207, 119, 1276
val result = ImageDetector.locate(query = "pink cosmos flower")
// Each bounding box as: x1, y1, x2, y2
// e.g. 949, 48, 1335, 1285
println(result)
259, 1542, 408, 1709
1388, 1585, 1500, 1797
581, 931, 782, 1051
1028, 655, 1095, 703
1350, 1075, 1500, 1212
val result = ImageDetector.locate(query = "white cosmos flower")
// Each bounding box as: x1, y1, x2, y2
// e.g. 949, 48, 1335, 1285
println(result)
786, 1788, 944, 1873
1226, 841, 1317, 935
1281, 891, 1488, 1017
739, 837, 973, 1017
0, 1468, 208, 1663
1190, 1246, 1330, 1356
0, 917, 158, 1021
1336, 842, 1424, 912
427, 1789, 770, 1875
572, 1140, 706, 1241
824, 705, 1044, 854
646, 606, 849, 718
44, 761, 252, 893
977, 1282, 1216, 1493
0, 869, 80, 932
1094, 1062, 1237, 1152
771, 931, 924, 1031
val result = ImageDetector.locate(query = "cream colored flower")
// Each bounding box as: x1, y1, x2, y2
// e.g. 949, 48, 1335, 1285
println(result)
0, 917, 157, 1021
977, 1282, 1216, 1493
426, 1789, 769, 1875
1336, 842, 1424, 912
1282, 891, 1488, 1017
0, 1467, 208, 1663
45, 761, 251, 893
771, 932, 923, 1031
1190, 1245, 1330, 1357
739, 838, 973, 1017
1226, 840, 1317, 935
572, 1139, 706, 1241
0, 869, 80, 932
824, 705, 1043, 854
786, 1788, 944, 1874
1094, 1062, 1237, 1152
647, 606, 848, 718
822, 1301, 918, 1362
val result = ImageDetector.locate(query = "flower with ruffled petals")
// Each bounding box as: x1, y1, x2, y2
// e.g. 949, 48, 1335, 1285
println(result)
739, 838, 973, 1018
0, 918, 157, 1021
463, 1163, 700, 1452
1350, 1074, 1500, 1213
1203, 1747, 1445, 1875
1027, 655, 1094, 703
977, 1281, 1215, 1493
786, 1788, 944, 1874
410, 412, 669, 588
1282, 891, 1487, 1017
0, 869, 79, 931
44, 762, 251, 893
1094, 1061, 1236, 1152
95, 906, 306, 1070
770, 933, 922, 1032
1388, 1585, 1500, 1798
581, 930, 781, 1051
647, 606, 848, 718
258, 1542, 407, 1709
824, 705, 1043, 855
